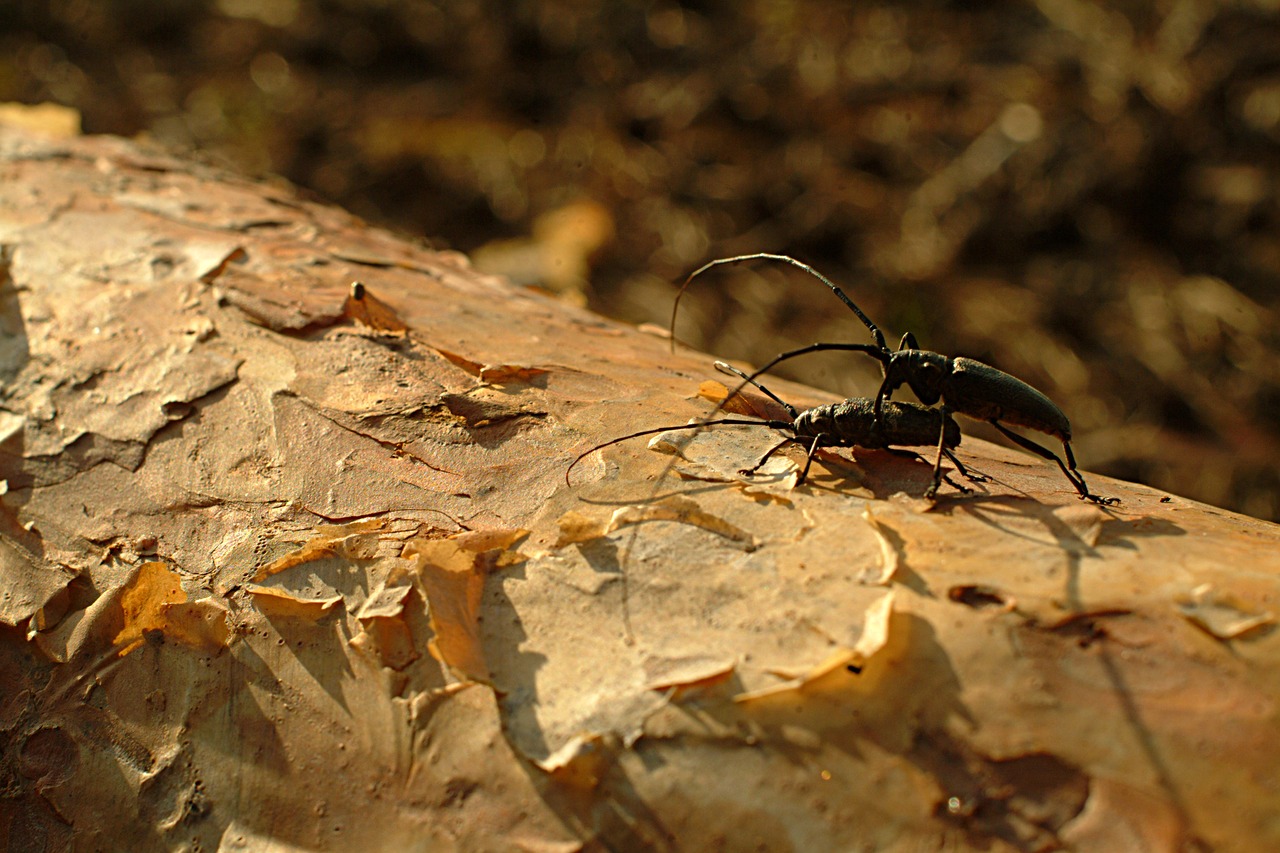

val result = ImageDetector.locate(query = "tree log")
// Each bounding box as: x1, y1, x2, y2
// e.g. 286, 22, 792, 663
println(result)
1, 124, 1277, 852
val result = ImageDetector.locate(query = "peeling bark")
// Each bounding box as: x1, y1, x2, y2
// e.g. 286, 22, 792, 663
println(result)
1, 125, 1277, 852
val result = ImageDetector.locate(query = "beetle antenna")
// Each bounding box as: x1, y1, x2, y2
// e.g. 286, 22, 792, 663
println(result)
712, 361, 799, 419
671, 253, 889, 354
566, 417, 791, 485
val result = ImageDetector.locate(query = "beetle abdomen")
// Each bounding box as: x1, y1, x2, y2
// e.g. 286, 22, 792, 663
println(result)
946, 358, 1072, 440
797, 399, 959, 449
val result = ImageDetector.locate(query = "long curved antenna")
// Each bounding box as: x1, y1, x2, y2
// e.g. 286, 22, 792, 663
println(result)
566, 417, 792, 485
737, 342, 888, 393
713, 361, 799, 419
671, 254, 890, 354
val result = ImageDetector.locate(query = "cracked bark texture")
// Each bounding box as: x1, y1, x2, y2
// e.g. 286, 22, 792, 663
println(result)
1, 124, 1278, 852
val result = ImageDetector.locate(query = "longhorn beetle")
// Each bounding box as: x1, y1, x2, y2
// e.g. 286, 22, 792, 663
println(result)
672, 254, 1118, 506
568, 361, 980, 496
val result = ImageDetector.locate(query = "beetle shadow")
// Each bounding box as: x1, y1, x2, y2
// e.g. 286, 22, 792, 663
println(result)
946, 489, 1199, 838
938, 487, 1186, 548
928, 484, 1185, 617
573, 477, 762, 509
799, 447, 978, 504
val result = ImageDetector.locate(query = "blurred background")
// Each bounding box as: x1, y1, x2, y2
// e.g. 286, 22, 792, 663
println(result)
2, 0, 1277, 520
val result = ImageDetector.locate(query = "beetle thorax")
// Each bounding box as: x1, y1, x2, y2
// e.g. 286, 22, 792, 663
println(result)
888, 350, 951, 405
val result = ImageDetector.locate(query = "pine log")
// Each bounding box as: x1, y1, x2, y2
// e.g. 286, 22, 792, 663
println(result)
1, 123, 1277, 852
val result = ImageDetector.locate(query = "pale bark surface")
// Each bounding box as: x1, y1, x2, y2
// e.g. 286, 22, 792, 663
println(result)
1, 124, 1278, 851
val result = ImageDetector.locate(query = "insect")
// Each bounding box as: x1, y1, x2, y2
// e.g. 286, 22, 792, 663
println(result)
567, 361, 980, 496
672, 254, 1118, 506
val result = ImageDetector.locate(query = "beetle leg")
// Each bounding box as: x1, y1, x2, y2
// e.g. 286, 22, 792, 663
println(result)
796, 434, 825, 484
740, 437, 799, 476
925, 407, 954, 498
943, 448, 987, 484
742, 434, 827, 484
885, 447, 965, 494
989, 422, 1118, 505
872, 374, 894, 424
1062, 440, 1119, 505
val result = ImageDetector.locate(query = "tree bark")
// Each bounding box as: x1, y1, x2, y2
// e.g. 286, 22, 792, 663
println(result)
1, 123, 1277, 852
